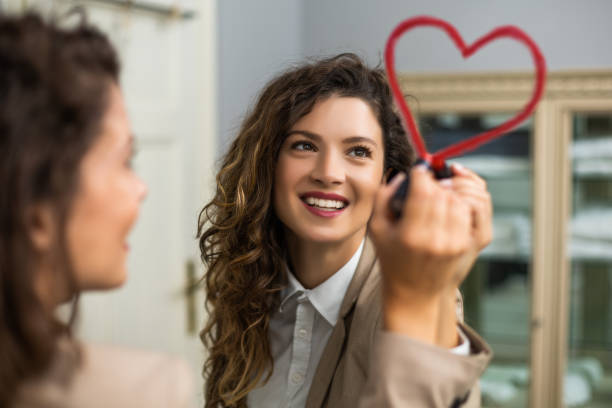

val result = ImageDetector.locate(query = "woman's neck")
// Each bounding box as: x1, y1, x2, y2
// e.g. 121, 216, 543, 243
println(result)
286, 227, 366, 289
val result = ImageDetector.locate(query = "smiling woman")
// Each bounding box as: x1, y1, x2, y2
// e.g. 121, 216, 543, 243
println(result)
198, 53, 493, 407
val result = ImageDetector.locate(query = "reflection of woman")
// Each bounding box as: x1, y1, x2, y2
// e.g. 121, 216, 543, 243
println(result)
199, 53, 493, 407
0, 14, 192, 408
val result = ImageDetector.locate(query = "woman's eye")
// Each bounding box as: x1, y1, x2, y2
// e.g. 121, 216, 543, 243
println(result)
292, 141, 316, 151
348, 146, 372, 158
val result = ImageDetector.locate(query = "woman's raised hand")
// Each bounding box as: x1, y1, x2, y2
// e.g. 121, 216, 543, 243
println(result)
369, 164, 492, 346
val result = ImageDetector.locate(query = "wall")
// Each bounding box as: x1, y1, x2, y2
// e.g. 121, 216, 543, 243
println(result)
217, 0, 612, 151
216, 0, 303, 154
302, 0, 612, 72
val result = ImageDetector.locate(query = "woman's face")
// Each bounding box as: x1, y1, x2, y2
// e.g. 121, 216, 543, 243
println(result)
66, 84, 147, 290
274, 95, 385, 245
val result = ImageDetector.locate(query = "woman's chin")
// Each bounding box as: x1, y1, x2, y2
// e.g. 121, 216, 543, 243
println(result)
106, 268, 128, 289
296, 228, 358, 245
79, 267, 128, 292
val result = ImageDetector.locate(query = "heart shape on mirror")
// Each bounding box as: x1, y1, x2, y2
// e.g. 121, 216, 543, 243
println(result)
384, 15, 547, 170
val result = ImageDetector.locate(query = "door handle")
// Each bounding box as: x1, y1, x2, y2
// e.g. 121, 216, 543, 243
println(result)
185, 259, 198, 335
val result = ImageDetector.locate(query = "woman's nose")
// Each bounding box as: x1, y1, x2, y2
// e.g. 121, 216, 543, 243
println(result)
310, 151, 345, 185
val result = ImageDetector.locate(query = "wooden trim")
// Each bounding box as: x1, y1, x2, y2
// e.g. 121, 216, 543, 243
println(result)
554, 106, 572, 407
529, 99, 574, 407
530, 99, 553, 407
399, 70, 612, 101
409, 99, 527, 114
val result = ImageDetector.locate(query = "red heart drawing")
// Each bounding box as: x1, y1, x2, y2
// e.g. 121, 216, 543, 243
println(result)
384, 16, 546, 170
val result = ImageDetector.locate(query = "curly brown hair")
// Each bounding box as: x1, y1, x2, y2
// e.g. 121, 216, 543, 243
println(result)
0, 12, 119, 407
197, 53, 414, 407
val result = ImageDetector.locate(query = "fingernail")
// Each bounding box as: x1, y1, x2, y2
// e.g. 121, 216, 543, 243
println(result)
414, 164, 428, 173
389, 172, 406, 185
439, 179, 453, 188
453, 163, 464, 171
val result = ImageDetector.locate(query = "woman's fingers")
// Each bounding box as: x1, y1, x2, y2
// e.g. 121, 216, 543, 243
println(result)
402, 165, 436, 223
405, 167, 476, 257
447, 165, 493, 250
371, 164, 487, 303
451, 186, 492, 215
370, 171, 406, 234
373, 163, 484, 250
455, 194, 493, 247
451, 163, 486, 189
379, 171, 406, 212
446, 193, 472, 253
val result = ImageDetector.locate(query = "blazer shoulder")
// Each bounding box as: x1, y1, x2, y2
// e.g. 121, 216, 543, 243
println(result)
14, 342, 194, 408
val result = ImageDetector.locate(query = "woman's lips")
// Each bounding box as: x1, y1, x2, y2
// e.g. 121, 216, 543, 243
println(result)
299, 191, 349, 218
301, 200, 347, 218
301, 191, 348, 202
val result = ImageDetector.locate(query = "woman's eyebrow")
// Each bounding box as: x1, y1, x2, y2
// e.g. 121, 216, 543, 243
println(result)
286, 130, 321, 141
342, 136, 378, 148
287, 131, 378, 148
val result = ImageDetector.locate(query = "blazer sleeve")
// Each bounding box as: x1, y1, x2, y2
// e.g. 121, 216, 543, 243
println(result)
358, 322, 491, 408
358, 286, 492, 408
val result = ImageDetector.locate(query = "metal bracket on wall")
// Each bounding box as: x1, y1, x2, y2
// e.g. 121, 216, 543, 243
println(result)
73, 0, 195, 20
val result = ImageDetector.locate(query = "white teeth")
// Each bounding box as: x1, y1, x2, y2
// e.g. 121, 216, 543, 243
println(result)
304, 197, 346, 210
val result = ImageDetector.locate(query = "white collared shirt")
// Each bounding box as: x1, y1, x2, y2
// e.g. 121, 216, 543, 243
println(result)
247, 239, 470, 408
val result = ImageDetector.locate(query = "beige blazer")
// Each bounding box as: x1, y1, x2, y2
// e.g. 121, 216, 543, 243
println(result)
13, 341, 194, 408
305, 237, 493, 408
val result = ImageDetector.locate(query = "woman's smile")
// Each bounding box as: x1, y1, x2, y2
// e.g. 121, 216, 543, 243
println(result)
300, 191, 349, 217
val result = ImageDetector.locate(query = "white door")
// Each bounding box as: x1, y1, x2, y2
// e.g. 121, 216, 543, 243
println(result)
7, 1, 217, 405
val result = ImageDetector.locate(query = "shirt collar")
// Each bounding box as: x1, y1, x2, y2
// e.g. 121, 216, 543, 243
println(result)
280, 239, 366, 326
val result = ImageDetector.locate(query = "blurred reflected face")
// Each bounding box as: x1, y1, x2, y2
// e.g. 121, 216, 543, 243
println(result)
274, 96, 384, 244
66, 84, 147, 290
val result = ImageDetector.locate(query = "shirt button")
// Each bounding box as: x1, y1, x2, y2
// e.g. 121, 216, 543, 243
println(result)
298, 328, 308, 338
291, 372, 303, 384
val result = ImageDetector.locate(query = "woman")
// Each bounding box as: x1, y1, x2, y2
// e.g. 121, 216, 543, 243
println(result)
0, 13, 192, 407
198, 53, 493, 407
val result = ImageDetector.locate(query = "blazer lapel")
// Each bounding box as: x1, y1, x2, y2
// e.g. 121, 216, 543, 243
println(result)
305, 237, 378, 408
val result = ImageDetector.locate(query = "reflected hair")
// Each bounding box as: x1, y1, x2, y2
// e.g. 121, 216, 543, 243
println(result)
0, 12, 119, 406
198, 53, 415, 407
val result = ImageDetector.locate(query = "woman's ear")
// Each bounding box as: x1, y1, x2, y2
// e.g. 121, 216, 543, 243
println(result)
27, 204, 56, 253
